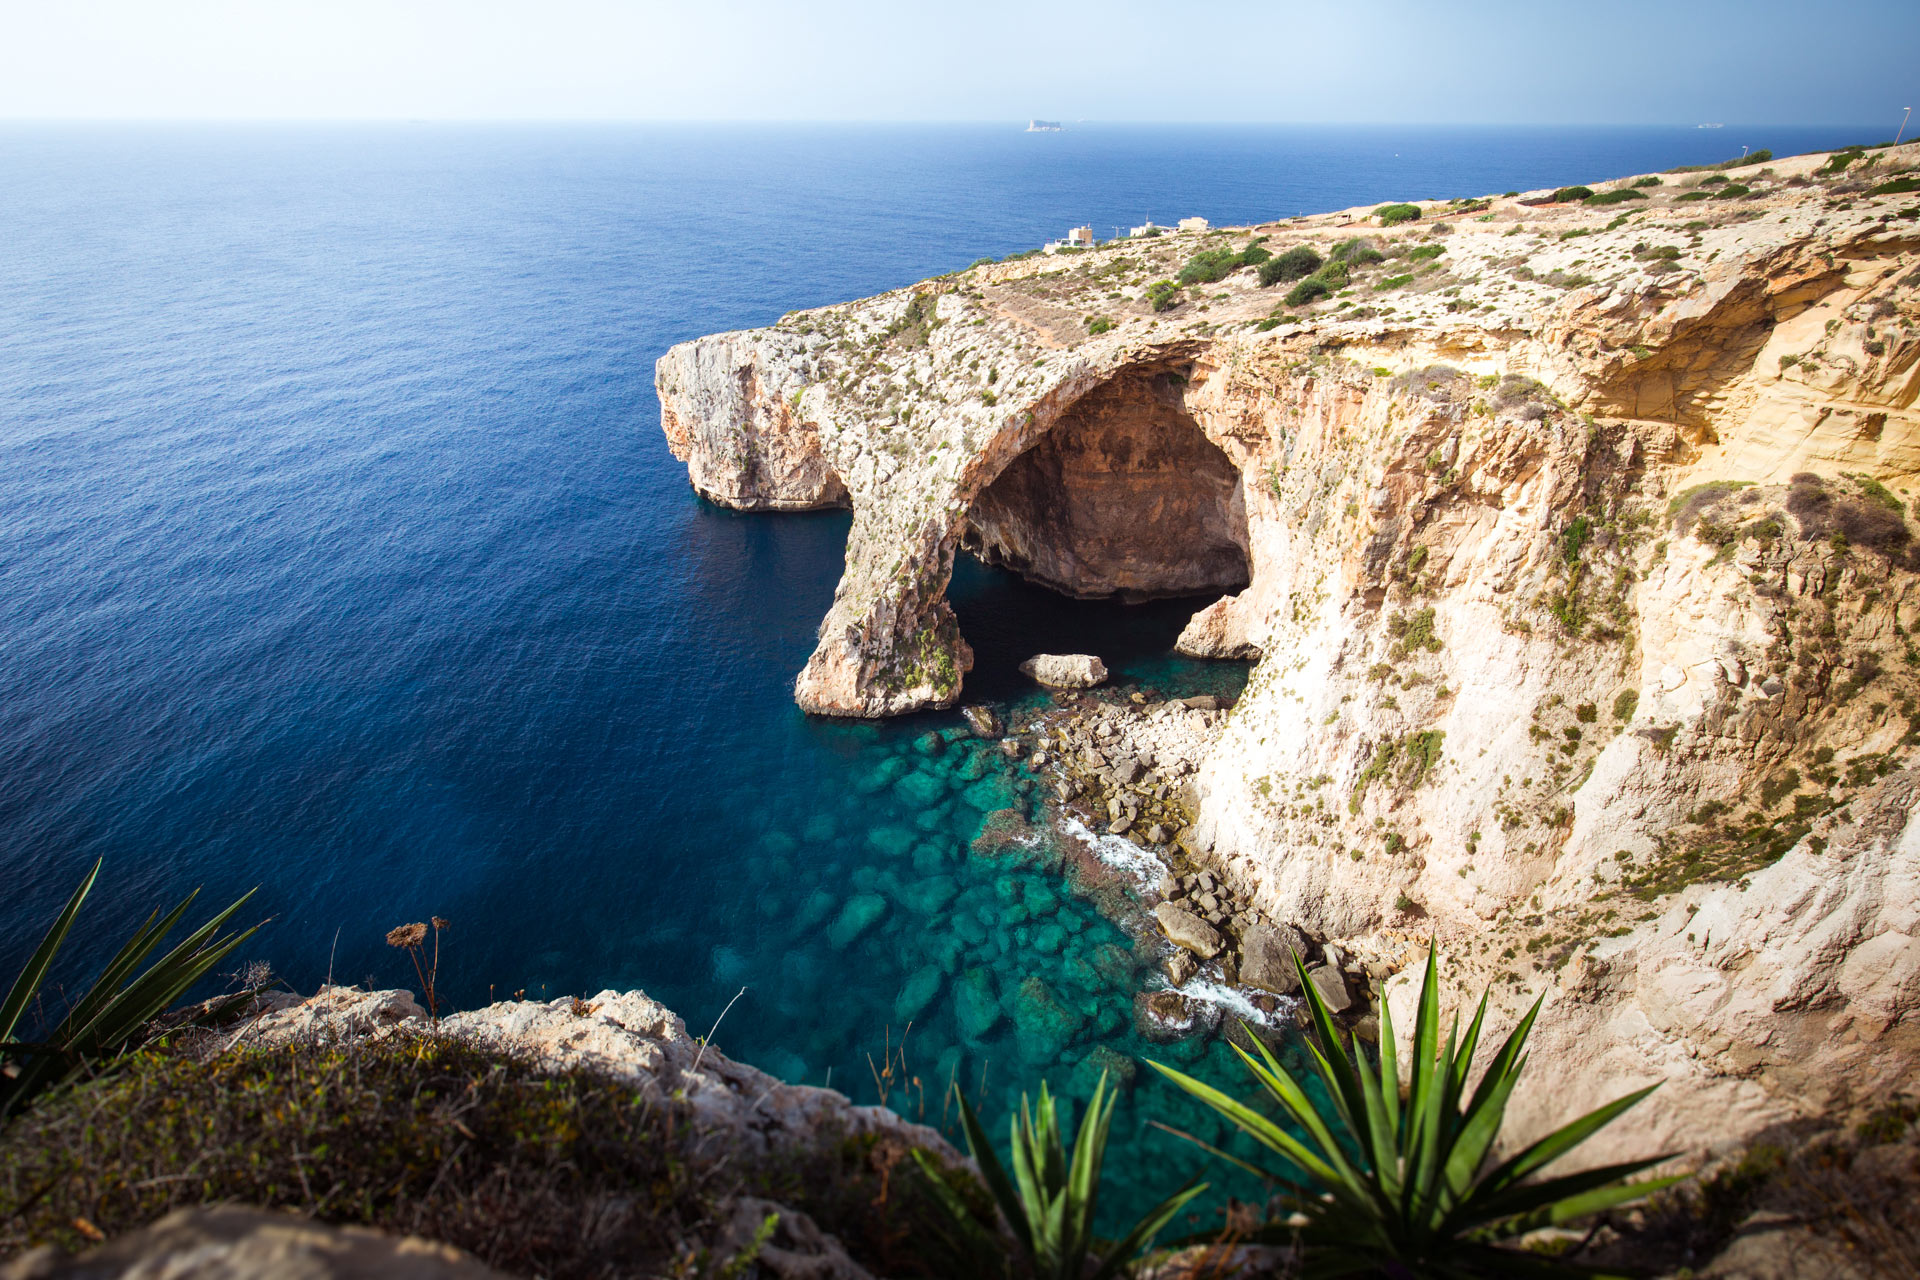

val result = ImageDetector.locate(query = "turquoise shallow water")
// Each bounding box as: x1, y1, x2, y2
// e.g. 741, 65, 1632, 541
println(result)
0, 121, 1881, 1229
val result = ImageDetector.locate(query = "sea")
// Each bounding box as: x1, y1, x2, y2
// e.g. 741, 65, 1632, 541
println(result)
0, 122, 1880, 1224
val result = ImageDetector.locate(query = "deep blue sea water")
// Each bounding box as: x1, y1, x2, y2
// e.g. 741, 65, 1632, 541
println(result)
0, 121, 1880, 1224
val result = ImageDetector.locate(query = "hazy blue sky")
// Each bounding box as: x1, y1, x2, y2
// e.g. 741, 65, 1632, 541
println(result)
2, 0, 1914, 125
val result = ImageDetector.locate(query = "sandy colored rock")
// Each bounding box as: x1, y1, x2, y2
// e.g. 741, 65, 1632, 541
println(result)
0, 1207, 506, 1280
1153, 902, 1224, 958
1018, 653, 1109, 688
1241, 923, 1308, 995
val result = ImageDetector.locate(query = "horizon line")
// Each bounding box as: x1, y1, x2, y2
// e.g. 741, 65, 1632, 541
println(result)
0, 116, 1892, 131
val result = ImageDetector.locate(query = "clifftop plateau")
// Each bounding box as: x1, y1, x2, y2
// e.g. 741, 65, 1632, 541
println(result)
658, 143, 1920, 1169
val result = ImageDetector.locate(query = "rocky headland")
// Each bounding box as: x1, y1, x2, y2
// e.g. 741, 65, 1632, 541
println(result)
659, 143, 1920, 1170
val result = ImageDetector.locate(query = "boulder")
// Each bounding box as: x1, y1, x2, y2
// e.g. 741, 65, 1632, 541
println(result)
1018, 654, 1109, 689
1166, 950, 1198, 985
0, 1207, 509, 1280
954, 967, 1002, 1039
1153, 903, 1224, 959
1306, 963, 1352, 1014
1133, 990, 1198, 1042
1241, 924, 1309, 995
894, 966, 945, 1024
961, 705, 1002, 738
1010, 976, 1086, 1064
827, 894, 889, 949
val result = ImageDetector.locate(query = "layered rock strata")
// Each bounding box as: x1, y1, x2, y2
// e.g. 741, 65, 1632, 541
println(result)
659, 145, 1920, 1164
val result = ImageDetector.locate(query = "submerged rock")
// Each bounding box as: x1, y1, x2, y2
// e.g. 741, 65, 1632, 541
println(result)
954, 967, 1001, 1039
1018, 654, 1109, 689
1009, 976, 1086, 1063
970, 807, 1035, 856
1073, 1044, 1138, 1095
827, 894, 889, 949
894, 966, 945, 1024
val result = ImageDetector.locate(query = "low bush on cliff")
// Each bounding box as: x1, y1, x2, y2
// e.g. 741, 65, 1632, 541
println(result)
1374, 202, 1422, 226
1584, 187, 1647, 205
1152, 946, 1680, 1278
0, 1035, 956, 1278
1176, 241, 1271, 286
1145, 280, 1182, 312
1258, 246, 1322, 286
1552, 185, 1596, 203
1787, 473, 1913, 556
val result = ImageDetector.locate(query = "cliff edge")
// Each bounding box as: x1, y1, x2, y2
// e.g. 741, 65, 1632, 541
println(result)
657, 145, 1920, 1166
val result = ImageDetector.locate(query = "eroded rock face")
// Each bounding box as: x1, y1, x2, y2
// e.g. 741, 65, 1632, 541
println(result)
965, 367, 1249, 599
658, 144, 1920, 1166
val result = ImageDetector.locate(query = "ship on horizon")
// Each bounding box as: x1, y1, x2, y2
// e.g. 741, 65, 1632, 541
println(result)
1026, 119, 1063, 132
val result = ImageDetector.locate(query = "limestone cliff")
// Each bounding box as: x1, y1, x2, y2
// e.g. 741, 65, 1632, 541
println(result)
658, 144, 1920, 1163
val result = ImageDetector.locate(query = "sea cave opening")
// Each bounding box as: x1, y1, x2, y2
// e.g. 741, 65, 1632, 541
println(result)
948, 362, 1252, 700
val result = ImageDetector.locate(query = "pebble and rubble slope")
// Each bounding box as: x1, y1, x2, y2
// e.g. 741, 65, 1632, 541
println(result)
659, 144, 1920, 1166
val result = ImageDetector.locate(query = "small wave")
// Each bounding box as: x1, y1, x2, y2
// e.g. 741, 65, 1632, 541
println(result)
1061, 816, 1169, 886
1180, 976, 1294, 1028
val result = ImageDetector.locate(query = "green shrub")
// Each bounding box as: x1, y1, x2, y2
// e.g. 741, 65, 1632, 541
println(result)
1407, 244, 1446, 261
1552, 185, 1595, 203
1315, 260, 1351, 288
1152, 947, 1680, 1276
1699, 174, 1729, 186
1177, 248, 1244, 286
1085, 316, 1113, 335
1374, 202, 1422, 226
1285, 277, 1332, 306
1331, 237, 1384, 265
0, 1035, 957, 1278
1259, 246, 1323, 285
1584, 188, 1647, 205
1714, 184, 1752, 199
1870, 176, 1920, 196
1374, 274, 1414, 291
1633, 176, 1663, 187
1675, 190, 1715, 202
1614, 689, 1640, 721
1177, 242, 1272, 285
2, 860, 262, 1120
913, 1072, 1201, 1280
1145, 280, 1182, 312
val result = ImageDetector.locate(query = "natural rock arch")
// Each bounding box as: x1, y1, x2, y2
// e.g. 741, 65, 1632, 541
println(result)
960, 362, 1251, 602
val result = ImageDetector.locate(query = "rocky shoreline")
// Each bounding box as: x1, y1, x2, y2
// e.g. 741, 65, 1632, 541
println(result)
967, 673, 1396, 1043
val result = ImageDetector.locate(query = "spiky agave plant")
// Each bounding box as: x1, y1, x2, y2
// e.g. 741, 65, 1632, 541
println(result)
913, 1070, 1206, 1280
1, 859, 262, 1119
1152, 947, 1681, 1278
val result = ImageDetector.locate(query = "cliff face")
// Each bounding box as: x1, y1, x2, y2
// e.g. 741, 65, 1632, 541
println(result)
658, 145, 1920, 1161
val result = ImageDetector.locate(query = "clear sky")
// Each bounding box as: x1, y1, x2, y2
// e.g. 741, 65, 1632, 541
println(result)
1, 0, 1914, 126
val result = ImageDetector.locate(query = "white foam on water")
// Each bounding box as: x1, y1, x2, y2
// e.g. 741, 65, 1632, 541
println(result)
1061, 816, 1168, 887
1180, 976, 1294, 1028
1061, 815, 1295, 1031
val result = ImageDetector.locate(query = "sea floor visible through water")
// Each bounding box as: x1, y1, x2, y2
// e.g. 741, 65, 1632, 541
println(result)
563, 551, 1281, 1227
